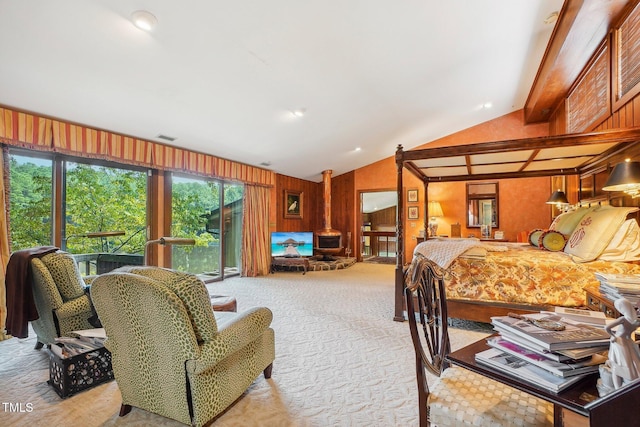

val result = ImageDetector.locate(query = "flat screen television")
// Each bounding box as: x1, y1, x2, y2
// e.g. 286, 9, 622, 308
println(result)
271, 231, 314, 257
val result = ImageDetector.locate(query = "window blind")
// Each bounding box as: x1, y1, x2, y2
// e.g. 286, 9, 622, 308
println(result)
567, 44, 609, 133
617, 2, 640, 99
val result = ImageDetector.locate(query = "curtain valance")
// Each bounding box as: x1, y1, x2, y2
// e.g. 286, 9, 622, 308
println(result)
0, 106, 274, 187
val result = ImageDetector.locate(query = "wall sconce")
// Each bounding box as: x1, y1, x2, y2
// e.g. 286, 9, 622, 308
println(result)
428, 201, 444, 237
144, 237, 196, 265
602, 160, 640, 198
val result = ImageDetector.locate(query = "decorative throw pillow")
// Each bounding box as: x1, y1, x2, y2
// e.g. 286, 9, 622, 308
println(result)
538, 230, 567, 251
549, 206, 597, 236
565, 206, 639, 262
528, 229, 544, 247
599, 219, 640, 262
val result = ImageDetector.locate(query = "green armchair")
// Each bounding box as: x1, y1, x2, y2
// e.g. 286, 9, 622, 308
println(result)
90, 266, 275, 427
30, 251, 96, 347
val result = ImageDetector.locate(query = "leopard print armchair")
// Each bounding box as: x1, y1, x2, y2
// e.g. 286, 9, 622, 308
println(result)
30, 251, 96, 347
91, 266, 275, 427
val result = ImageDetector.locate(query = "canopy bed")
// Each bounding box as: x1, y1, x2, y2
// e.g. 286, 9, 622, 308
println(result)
394, 127, 640, 322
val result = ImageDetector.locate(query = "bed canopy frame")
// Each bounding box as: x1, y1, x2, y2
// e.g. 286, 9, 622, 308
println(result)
394, 127, 640, 322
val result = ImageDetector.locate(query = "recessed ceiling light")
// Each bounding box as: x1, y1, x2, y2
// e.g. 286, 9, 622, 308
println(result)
291, 108, 306, 118
354, 147, 362, 152
482, 102, 493, 109
131, 10, 158, 32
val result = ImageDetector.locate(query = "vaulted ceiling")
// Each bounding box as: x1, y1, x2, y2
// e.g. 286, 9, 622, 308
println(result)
0, 1, 629, 182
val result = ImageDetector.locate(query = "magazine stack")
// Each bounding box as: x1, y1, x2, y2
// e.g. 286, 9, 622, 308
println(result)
595, 272, 640, 307
475, 312, 611, 393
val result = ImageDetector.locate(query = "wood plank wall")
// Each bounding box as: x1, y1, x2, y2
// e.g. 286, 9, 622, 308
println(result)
275, 174, 322, 233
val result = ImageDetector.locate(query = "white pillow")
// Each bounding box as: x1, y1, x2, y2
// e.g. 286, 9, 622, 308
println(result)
549, 206, 597, 236
598, 219, 640, 261
564, 206, 639, 262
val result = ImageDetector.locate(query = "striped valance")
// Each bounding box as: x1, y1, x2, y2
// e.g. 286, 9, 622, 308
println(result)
0, 108, 52, 149
0, 106, 274, 186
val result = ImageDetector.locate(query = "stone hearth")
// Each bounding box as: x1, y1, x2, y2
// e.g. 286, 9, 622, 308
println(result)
271, 257, 356, 273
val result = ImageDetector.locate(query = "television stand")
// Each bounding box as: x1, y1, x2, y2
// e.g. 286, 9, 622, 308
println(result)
271, 256, 309, 274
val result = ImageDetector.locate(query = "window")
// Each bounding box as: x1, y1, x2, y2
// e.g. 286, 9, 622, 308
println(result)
567, 42, 610, 133
8, 154, 53, 250
63, 161, 147, 273
613, 1, 640, 109
171, 175, 243, 279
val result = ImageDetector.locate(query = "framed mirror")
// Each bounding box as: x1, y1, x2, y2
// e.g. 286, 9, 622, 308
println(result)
466, 182, 498, 228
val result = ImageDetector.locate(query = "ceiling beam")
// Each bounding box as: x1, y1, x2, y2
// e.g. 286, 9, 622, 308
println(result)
524, 0, 631, 123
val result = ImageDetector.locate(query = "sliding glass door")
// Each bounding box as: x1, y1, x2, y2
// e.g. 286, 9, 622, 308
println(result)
171, 175, 243, 280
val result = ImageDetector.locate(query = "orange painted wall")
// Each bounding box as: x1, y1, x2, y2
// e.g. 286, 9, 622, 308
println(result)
352, 110, 552, 262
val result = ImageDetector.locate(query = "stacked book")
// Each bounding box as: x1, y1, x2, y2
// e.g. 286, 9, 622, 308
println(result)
49, 328, 107, 359
595, 272, 640, 306
475, 312, 610, 393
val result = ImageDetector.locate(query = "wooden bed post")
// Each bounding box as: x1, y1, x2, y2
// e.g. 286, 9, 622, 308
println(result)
394, 145, 405, 321
424, 182, 429, 237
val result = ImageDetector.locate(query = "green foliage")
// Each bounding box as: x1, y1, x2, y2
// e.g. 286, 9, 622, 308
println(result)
65, 163, 147, 254
9, 157, 52, 249
9, 154, 244, 276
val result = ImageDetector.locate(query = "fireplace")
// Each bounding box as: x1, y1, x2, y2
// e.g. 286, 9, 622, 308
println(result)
315, 170, 343, 260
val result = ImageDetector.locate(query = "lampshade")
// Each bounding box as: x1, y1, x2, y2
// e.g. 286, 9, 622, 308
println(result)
546, 190, 569, 205
602, 161, 640, 192
428, 201, 444, 218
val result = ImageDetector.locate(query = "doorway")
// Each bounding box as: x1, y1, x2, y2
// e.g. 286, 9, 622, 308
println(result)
360, 190, 397, 263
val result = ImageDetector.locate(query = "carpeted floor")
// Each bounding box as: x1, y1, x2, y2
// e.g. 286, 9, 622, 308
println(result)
0, 263, 491, 427
363, 256, 396, 265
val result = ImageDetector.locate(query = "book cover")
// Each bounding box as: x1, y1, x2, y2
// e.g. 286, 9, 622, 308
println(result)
549, 307, 608, 326
491, 314, 610, 351
486, 336, 603, 377
475, 348, 589, 393
495, 330, 609, 362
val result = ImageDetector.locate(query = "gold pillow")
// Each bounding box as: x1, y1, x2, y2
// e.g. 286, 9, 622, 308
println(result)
539, 230, 567, 251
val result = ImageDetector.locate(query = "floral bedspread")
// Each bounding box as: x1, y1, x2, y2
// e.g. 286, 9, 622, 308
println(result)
443, 244, 640, 307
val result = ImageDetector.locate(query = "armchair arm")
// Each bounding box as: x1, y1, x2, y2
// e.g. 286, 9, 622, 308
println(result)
186, 307, 273, 375
82, 275, 99, 286
53, 293, 92, 320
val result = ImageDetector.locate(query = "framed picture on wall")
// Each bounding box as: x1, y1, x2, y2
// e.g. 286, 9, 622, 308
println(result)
408, 205, 419, 220
407, 188, 419, 203
284, 190, 303, 219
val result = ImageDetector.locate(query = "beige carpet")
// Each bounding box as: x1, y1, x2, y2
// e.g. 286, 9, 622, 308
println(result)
0, 263, 491, 427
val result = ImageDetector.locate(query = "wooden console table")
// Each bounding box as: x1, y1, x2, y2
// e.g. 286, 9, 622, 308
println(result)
447, 338, 640, 426
271, 256, 309, 274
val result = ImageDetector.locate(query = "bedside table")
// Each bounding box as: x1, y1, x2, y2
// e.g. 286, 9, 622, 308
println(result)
584, 284, 619, 318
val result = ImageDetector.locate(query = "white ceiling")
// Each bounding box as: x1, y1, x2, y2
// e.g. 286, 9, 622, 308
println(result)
0, 0, 563, 182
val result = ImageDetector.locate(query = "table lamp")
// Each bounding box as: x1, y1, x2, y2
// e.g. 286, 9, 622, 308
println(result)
428, 201, 444, 237
144, 236, 196, 265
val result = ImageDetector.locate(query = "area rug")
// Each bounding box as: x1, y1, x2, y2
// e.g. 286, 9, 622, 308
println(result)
0, 263, 491, 427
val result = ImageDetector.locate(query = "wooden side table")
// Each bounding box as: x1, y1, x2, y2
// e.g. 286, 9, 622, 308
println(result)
584, 284, 619, 318
210, 295, 237, 312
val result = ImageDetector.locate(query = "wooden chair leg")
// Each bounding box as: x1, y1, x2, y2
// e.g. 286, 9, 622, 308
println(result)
263, 363, 273, 379
119, 404, 132, 417
34, 341, 44, 350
